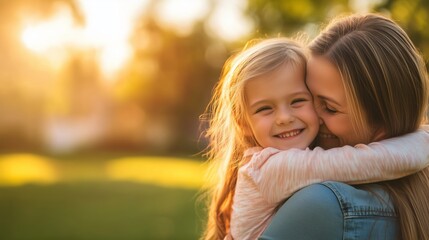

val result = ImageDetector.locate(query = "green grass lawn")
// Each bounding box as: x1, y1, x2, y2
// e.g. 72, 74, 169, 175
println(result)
0, 153, 208, 240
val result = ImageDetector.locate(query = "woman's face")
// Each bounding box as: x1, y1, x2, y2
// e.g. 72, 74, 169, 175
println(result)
306, 55, 370, 149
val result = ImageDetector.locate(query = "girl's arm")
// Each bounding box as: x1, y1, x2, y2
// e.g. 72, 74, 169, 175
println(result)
243, 128, 429, 205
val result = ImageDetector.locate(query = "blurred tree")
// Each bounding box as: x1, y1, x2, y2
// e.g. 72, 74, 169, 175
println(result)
0, 0, 81, 150
246, 0, 351, 38
375, 0, 429, 60
113, 9, 227, 154
246, 0, 429, 60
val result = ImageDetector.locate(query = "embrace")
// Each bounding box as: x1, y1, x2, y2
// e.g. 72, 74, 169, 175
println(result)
202, 13, 429, 240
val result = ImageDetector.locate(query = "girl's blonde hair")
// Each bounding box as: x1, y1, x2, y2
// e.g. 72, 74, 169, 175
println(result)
309, 13, 429, 240
201, 38, 307, 240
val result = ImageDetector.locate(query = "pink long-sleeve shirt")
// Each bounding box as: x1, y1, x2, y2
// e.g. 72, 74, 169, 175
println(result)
228, 128, 429, 240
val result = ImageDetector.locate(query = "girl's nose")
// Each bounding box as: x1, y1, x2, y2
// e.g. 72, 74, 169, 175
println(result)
319, 117, 324, 125
276, 109, 295, 125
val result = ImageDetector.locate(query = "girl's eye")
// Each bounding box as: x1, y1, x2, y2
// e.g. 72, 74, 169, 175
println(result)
255, 106, 271, 114
291, 98, 308, 105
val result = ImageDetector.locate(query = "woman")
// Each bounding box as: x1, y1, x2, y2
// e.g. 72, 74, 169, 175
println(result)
260, 13, 429, 240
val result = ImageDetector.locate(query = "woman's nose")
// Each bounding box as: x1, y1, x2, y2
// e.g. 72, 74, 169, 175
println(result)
319, 117, 324, 125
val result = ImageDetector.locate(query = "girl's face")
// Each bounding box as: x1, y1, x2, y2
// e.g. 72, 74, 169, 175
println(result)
244, 62, 319, 150
306, 55, 370, 149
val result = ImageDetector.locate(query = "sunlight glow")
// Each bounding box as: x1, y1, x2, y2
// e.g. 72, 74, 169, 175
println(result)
155, 0, 252, 41
21, 0, 148, 79
155, 0, 210, 36
77, 0, 148, 78
21, 5, 78, 68
105, 157, 208, 189
21, 0, 252, 78
21, 6, 77, 53
207, 0, 253, 41
0, 154, 58, 186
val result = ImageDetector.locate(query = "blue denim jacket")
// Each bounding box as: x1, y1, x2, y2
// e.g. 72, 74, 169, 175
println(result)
259, 181, 398, 240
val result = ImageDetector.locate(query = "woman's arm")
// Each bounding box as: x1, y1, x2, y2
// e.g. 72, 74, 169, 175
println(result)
244, 128, 429, 204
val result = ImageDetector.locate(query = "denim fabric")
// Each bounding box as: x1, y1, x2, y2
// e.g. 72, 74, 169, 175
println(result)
259, 181, 398, 240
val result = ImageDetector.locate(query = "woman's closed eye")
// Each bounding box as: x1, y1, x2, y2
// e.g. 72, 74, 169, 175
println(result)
321, 102, 338, 114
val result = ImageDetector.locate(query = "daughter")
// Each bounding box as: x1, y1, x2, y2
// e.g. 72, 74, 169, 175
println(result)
201, 37, 429, 240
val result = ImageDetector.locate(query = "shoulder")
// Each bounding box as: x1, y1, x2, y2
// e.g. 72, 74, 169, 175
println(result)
278, 181, 396, 217
259, 183, 343, 240
260, 182, 398, 240
321, 181, 396, 217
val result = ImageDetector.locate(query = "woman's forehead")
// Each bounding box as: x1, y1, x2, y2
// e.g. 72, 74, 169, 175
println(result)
306, 56, 346, 104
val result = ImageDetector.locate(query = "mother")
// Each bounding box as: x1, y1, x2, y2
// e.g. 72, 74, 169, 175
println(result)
260, 13, 429, 239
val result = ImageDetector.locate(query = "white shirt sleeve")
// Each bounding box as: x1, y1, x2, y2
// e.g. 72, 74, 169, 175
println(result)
247, 128, 429, 205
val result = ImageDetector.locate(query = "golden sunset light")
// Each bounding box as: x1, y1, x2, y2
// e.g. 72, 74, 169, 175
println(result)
2, 1, 427, 239
21, 6, 77, 53
20, 0, 251, 79
154, 0, 210, 36
21, 0, 148, 79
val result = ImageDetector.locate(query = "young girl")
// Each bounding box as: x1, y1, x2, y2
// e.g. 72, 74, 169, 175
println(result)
201, 37, 429, 240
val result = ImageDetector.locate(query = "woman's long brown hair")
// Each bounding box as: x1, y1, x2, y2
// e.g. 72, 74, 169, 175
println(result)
309, 13, 429, 239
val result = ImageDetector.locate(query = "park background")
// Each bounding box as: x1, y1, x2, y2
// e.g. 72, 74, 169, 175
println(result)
0, 0, 428, 239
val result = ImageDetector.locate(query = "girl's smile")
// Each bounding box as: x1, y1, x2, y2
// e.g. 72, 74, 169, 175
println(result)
274, 129, 303, 138
245, 62, 320, 150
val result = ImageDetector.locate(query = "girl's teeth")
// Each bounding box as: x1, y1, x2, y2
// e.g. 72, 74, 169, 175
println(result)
278, 130, 300, 138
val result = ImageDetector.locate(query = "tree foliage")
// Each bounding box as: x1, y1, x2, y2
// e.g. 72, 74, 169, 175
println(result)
246, 0, 429, 60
